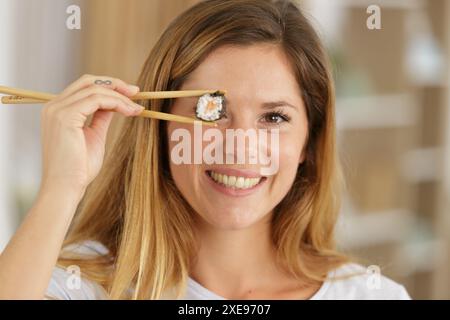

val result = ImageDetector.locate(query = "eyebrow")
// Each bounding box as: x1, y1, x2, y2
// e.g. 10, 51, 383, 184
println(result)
218, 97, 299, 110
261, 101, 298, 110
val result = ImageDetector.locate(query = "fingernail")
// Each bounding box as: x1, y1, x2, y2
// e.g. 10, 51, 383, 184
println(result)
134, 105, 144, 112
128, 85, 140, 92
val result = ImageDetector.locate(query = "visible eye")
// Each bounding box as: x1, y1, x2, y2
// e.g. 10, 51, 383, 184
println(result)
260, 110, 291, 124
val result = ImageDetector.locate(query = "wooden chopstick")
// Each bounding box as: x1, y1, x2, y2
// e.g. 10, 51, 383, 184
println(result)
0, 85, 222, 127
133, 90, 226, 100
0, 86, 226, 101
0, 86, 55, 101
1, 96, 47, 104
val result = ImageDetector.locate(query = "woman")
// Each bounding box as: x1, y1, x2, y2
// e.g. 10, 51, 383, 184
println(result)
0, 0, 410, 299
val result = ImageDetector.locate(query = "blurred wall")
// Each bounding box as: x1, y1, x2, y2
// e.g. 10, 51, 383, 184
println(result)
0, 0, 84, 250
0, 0, 15, 251
80, 0, 201, 142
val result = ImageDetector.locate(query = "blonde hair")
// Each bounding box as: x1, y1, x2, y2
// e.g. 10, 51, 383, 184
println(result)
58, 0, 349, 299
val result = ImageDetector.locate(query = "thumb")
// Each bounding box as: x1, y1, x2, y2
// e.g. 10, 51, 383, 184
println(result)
89, 110, 115, 142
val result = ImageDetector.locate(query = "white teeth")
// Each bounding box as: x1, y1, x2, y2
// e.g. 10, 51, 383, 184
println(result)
236, 177, 245, 188
208, 171, 262, 189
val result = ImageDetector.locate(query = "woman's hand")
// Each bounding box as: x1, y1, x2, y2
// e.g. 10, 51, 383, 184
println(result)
40, 74, 144, 195
0, 74, 144, 299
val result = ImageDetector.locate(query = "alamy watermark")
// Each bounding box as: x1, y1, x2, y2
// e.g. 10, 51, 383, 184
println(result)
66, 5, 81, 30
367, 5, 381, 30
170, 122, 280, 176
366, 265, 382, 290
65, 265, 81, 290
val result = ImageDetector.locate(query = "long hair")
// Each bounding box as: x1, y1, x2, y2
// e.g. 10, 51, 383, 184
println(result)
57, 0, 349, 299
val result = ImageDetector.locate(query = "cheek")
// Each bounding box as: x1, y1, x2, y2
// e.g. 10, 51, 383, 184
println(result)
277, 128, 307, 169
269, 129, 307, 196
168, 157, 202, 214
167, 124, 206, 209
169, 162, 189, 187
281, 139, 303, 165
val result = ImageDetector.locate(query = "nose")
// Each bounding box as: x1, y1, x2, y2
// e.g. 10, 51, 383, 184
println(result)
216, 101, 256, 130
216, 107, 260, 165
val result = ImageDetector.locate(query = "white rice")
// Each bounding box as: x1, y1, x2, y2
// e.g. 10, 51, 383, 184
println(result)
195, 93, 225, 121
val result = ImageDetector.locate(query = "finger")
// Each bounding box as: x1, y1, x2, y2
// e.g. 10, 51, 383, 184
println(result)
60, 94, 143, 128
88, 110, 115, 142
49, 84, 143, 113
55, 74, 139, 102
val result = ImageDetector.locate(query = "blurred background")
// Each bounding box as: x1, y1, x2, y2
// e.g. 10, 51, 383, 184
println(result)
0, 0, 448, 299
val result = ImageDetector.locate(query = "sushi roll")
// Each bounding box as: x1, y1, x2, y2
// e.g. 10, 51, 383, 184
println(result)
195, 91, 226, 122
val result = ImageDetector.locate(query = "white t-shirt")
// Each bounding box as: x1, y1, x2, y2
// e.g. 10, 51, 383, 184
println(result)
45, 240, 411, 300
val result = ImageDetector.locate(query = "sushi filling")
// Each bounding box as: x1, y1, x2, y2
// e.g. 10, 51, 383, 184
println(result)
195, 91, 226, 122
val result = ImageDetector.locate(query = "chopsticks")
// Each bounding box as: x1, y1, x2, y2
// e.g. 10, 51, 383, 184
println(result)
0, 85, 224, 127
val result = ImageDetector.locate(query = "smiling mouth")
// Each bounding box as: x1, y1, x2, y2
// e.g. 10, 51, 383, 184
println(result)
205, 170, 267, 190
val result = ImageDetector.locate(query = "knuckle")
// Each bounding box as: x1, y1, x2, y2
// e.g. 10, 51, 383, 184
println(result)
91, 86, 123, 100
86, 85, 106, 95
81, 73, 93, 81
112, 77, 125, 86
89, 93, 103, 102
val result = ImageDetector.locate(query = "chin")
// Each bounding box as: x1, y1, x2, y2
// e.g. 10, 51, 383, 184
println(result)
197, 206, 269, 231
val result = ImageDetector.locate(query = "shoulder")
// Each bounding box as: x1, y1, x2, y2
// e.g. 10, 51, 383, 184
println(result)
45, 240, 110, 300
314, 263, 411, 300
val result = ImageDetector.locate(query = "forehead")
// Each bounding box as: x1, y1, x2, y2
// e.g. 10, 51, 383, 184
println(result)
180, 44, 303, 106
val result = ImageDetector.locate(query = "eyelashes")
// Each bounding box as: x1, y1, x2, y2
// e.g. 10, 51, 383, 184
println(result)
191, 106, 291, 124
260, 109, 291, 124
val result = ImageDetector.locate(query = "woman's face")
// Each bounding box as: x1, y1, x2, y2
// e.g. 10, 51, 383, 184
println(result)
167, 44, 308, 230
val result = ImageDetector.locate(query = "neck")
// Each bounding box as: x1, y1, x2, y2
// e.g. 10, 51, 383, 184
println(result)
189, 214, 288, 298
